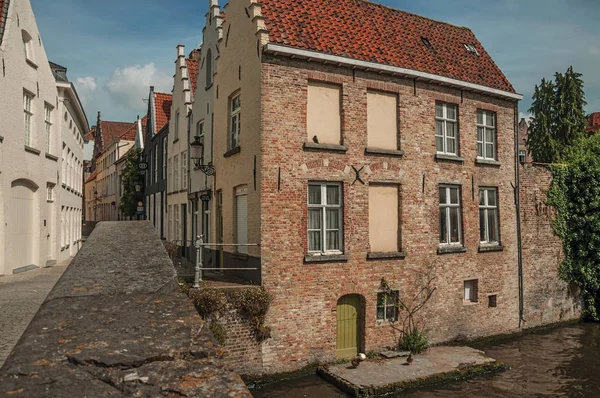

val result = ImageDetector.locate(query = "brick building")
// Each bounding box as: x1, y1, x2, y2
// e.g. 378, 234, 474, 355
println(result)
186, 0, 579, 374
587, 112, 600, 133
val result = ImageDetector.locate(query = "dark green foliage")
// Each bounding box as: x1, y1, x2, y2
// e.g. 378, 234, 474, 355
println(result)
398, 329, 429, 354
527, 67, 587, 163
119, 148, 143, 217
547, 133, 600, 320
209, 319, 227, 344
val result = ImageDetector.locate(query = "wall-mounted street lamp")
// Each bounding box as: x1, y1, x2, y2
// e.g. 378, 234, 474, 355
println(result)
190, 136, 215, 176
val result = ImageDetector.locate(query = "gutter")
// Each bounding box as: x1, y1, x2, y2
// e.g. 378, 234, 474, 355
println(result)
263, 43, 523, 101
514, 101, 525, 327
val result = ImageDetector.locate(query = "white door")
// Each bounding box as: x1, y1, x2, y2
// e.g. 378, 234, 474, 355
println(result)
236, 194, 248, 254
11, 182, 36, 270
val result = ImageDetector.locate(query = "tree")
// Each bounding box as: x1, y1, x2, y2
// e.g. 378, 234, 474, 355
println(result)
527, 67, 587, 163
119, 148, 143, 218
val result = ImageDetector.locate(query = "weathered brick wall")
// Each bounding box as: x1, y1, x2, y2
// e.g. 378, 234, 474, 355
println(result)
520, 164, 580, 327
218, 306, 264, 376
259, 56, 521, 374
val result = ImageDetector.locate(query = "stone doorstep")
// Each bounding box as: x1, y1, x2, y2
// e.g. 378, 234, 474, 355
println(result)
318, 346, 503, 397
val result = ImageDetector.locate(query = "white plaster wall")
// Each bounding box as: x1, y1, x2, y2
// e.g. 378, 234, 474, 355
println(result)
0, 0, 61, 274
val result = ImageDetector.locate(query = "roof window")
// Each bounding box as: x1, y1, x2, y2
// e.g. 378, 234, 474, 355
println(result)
421, 37, 434, 52
464, 44, 480, 56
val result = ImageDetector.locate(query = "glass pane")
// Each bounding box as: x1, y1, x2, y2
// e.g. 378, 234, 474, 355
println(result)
450, 187, 459, 204
478, 189, 485, 205
326, 209, 340, 229
480, 209, 486, 241
477, 127, 483, 142
308, 209, 321, 229
485, 128, 494, 144
439, 208, 447, 243
308, 185, 321, 204
486, 143, 494, 159
487, 112, 495, 127
309, 231, 321, 251
464, 281, 472, 301
435, 102, 443, 118
488, 189, 497, 206
446, 121, 456, 137
446, 136, 456, 154
386, 293, 397, 306
436, 136, 444, 152
439, 187, 447, 204
386, 306, 396, 321
435, 120, 444, 136
477, 142, 483, 157
488, 209, 498, 242
326, 230, 340, 250
446, 104, 456, 120
450, 208, 460, 243
326, 185, 340, 205
477, 110, 483, 125
377, 306, 384, 320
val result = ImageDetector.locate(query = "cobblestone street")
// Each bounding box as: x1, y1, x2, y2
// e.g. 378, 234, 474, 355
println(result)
0, 261, 69, 368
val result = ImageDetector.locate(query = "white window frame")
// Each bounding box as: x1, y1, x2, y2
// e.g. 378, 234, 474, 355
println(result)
174, 111, 180, 141
308, 182, 343, 254
376, 291, 399, 322
182, 152, 187, 190
175, 205, 180, 242
479, 187, 499, 245
24, 92, 33, 147
163, 137, 167, 179
464, 279, 478, 302
229, 94, 241, 150
173, 155, 179, 191
168, 158, 172, 192
435, 102, 458, 156
477, 110, 496, 160
47, 184, 54, 202
439, 185, 462, 245
518, 150, 526, 163
44, 103, 53, 153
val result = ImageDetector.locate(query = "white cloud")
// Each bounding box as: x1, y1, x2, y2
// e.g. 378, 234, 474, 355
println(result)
74, 76, 97, 108
105, 63, 171, 112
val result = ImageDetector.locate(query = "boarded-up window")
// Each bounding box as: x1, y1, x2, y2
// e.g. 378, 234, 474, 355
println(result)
307, 81, 341, 145
235, 186, 248, 254
367, 91, 398, 150
369, 185, 399, 252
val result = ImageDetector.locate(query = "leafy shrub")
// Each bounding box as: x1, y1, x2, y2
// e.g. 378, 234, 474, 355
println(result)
209, 320, 227, 345
399, 329, 428, 354
191, 288, 228, 318
162, 240, 179, 259
236, 287, 273, 341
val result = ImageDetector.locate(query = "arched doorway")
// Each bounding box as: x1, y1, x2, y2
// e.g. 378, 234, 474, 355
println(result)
336, 294, 363, 359
10, 179, 38, 272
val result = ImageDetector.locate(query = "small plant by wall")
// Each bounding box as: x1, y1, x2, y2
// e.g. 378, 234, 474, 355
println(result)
190, 286, 273, 343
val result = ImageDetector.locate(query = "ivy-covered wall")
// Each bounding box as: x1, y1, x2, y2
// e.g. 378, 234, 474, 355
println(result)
520, 164, 581, 326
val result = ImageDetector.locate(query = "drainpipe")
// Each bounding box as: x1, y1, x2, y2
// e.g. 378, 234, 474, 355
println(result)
515, 100, 525, 328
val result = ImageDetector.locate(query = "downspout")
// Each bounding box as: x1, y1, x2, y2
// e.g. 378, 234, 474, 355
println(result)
515, 99, 525, 327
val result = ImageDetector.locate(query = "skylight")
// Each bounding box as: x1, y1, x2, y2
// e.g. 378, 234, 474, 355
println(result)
421, 37, 434, 52
464, 44, 480, 56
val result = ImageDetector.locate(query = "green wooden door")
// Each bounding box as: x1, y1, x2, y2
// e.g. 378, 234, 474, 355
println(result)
336, 295, 360, 359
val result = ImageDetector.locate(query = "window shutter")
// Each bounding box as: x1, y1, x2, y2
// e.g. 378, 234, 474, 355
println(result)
236, 194, 248, 254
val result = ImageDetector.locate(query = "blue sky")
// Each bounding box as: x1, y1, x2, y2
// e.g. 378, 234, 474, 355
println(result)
31, 0, 600, 125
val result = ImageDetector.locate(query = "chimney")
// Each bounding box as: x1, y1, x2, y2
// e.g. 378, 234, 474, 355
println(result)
188, 48, 201, 61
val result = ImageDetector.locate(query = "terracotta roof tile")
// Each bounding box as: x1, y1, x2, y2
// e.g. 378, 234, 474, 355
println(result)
85, 170, 98, 184
97, 121, 132, 146
120, 116, 147, 141
0, 0, 8, 46
261, 0, 515, 93
154, 92, 172, 133
186, 58, 199, 94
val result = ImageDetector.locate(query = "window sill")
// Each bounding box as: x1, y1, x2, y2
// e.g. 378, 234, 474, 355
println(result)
45, 153, 58, 161
26, 59, 38, 69
304, 254, 350, 263
232, 252, 249, 261
437, 245, 466, 255
367, 251, 406, 260
205, 83, 213, 91
375, 319, 398, 327
173, 138, 179, 144
24, 146, 41, 155
0, 135, 4, 143
303, 142, 348, 153
463, 300, 479, 306
365, 147, 405, 157
475, 158, 501, 167
478, 244, 504, 253
435, 153, 464, 163
224, 146, 241, 158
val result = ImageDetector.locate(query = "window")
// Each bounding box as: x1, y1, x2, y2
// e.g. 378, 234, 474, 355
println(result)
488, 294, 497, 308
182, 152, 187, 190
154, 149, 158, 183
369, 185, 399, 252
307, 81, 341, 145
477, 110, 496, 160
367, 91, 398, 150
163, 137, 167, 179
235, 186, 248, 254
22, 30, 33, 62
173, 155, 179, 191
519, 150, 526, 163
229, 94, 241, 149
439, 185, 462, 245
168, 158, 172, 192
47, 183, 54, 202
175, 205, 180, 241
435, 102, 458, 155
479, 188, 499, 244
464, 279, 478, 303
206, 49, 213, 88
377, 291, 399, 322
168, 205, 173, 240
45, 104, 53, 153
24, 92, 33, 146
196, 121, 205, 165
464, 44, 480, 56
174, 111, 180, 140
308, 182, 342, 253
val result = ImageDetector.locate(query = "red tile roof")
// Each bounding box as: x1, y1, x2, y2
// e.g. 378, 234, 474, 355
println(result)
120, 116, 147, 141
96, 121, 132, 146
85, 170, 98, 184
186, 58, 199, 94
261, 0, 515, 93
154, 92, 172, 132
0, 0, 7, 46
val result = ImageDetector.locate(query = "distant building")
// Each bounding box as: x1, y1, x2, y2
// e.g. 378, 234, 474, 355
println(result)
587, 112, 600, 133
518, 118, 531, 163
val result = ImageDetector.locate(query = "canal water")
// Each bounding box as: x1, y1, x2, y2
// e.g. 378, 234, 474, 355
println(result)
252, 323, 600, 397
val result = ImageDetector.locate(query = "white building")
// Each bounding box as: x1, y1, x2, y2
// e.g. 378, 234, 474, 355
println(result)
0, 0, 88, 274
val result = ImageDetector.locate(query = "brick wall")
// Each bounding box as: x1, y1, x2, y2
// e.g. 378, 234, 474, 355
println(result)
520, 164, 580, 327
218, 306, 264, 376
258, 55, 521, 374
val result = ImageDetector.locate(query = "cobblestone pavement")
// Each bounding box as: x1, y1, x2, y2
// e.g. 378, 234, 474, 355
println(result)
0, 261, 70, 368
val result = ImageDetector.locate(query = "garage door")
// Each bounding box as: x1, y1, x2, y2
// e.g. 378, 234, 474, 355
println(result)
11, 182, 36, 270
